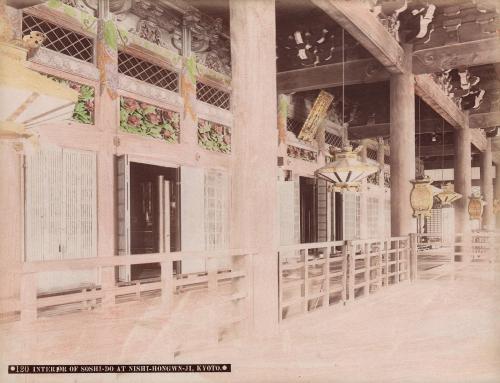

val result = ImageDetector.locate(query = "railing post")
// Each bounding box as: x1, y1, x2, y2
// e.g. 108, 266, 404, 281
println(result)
365, 243, 371, 297
20, 272, 37, 323
409, 233, 418, 282
160, 258, 174, 310
341, 244, 347, 304
347, 241, 355, 302
101, 265, 115, 307
207, 256, 219, 344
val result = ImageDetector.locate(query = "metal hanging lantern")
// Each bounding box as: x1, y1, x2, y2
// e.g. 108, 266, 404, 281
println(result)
314, 27, 378, 192
410, 176, 435, 217
436, 182, 462, 206
316, 143, 378, 191
468, 193, 485, 220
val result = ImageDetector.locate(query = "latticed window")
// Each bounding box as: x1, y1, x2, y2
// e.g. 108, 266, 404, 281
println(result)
118, 51, 179, 92
325, 131, 343, 148
286, 117, 302, 136
22, 14, 94, 62
367, 148, 378, 161
196, 82, 230, 110
204, 170, 229, 251
343, 192, 360, 240
367, 196, 379, 239
425, 209, 442, 234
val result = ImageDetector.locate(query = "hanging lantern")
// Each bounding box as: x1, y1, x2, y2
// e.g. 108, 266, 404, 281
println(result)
468, 193, 485, 220
315, 144, 378, 191
436, 182, 462, 206
410, 176, 434, 217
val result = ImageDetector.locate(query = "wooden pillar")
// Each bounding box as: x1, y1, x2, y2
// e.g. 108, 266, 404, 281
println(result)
230, 0, 278, 337
495, 163, 500, 229
360, 139, 369, 239
377, 138, 386, 236
480, 138, 494, 230
454, 124, 472, 238
390, 45, 415, 237
95, 3, 118, 260
0, 143, 23, 301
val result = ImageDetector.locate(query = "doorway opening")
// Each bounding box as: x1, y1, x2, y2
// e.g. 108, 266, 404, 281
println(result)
129, 162, 180, 280
300, 176, 317, 243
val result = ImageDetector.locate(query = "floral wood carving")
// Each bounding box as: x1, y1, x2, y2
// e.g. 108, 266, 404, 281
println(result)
46, 75, 95, 124
198, 119, 231, 153
120, 96, 180, 143
287, 145, 317, 162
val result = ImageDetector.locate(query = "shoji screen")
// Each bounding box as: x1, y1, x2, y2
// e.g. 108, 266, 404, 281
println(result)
316, 179, 328, 242
205, 169, 230, 269
343, 192, 360, 240
367, 196, 379, 239
25, 147, 97, 292
180, 167, 230, 274
180, 166, 206, 274
278, 180, 296, 246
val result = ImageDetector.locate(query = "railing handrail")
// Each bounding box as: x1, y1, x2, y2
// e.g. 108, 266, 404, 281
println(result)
278, 240, 345, 252
22, 248, 256, 273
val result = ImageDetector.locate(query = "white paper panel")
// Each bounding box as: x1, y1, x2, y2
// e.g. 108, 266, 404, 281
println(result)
116, 155, 130, 282
180, 166, 206, 274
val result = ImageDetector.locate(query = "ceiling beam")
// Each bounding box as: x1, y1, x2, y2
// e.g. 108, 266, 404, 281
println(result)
419, 144, 455, 157
424, 156, 481, 170
310, 0, 404, 74
471, 128, 487, 152
277, 58, 389, 94
348, 119, 453, 139
413, 37, 500, 74
414, 74, 468, 129
469, 111, 500, 129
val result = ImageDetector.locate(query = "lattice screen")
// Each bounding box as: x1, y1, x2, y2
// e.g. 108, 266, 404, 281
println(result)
25, 147, 97, 292
204, 170, 229, 251
425, 208, 442, 234
367, 148, 378, 161
325, 131, 343, 148
196, 82, 230, 110
343, 192, 360, 240
118, 51, 179, 92
286, 117, 303, 136
22, 14, 94, 62
385, 197, 391, 237
367, 196, 380, 239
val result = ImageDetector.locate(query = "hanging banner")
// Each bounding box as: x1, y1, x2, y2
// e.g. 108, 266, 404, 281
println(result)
298, 90, 334, 142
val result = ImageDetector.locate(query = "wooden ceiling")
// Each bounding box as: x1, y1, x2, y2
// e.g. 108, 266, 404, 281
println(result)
186, 0, 500, 162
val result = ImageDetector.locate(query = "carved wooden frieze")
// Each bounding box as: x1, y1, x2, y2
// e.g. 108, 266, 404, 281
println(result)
432, 67, 486, 111
287, 145, 318, 162
190, 15, 231, 77
276, 22, 368, 71
118, 74, 182, 109
114, 0, 182, 55
29, 47, 99, 81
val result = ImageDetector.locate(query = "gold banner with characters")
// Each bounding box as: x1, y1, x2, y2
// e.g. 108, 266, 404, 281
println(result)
298, 90, 334, 142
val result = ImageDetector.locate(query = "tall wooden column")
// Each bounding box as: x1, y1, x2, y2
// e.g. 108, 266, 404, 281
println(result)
229, 0, 278, 336
454, 124, 472, 240
390, 45, 415, 236
495, 163, 500, 229
95, 2, 118, 259
480, 138, 494, 230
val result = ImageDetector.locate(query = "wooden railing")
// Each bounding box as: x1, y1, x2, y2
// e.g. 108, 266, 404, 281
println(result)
278, 236, 416, 321
347, 237, 412, 302
2, 249, 254, 334
416, 231, 500, 280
